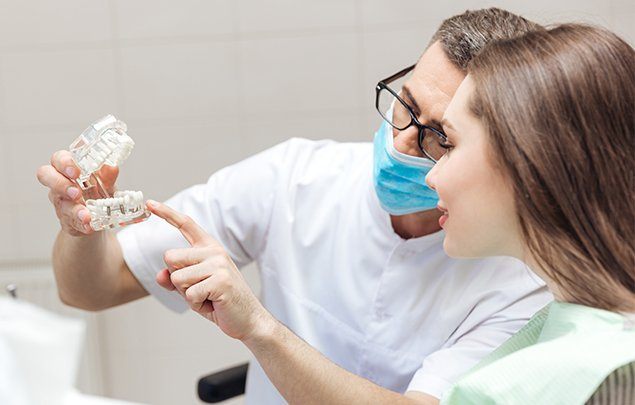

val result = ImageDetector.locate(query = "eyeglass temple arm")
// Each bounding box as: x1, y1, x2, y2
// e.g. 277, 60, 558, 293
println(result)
379, 64, 416, 85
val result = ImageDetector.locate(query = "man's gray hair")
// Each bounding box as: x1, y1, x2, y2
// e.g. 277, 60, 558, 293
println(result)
429, 8, 542, 70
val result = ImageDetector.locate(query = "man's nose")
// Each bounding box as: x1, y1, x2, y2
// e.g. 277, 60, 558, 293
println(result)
392, 126, 423, 157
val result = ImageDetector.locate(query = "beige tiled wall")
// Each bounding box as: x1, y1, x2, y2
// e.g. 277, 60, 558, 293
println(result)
1, 1, 632, 404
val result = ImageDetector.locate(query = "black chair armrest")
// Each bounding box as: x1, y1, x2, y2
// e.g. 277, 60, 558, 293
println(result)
198, 363, 249, 403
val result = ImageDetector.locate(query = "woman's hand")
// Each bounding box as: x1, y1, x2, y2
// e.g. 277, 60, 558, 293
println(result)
147, 200, 275, 342
148, 200, 436, 405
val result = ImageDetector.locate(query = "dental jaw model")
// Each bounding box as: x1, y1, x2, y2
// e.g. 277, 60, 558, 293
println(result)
69, 115, 150, 231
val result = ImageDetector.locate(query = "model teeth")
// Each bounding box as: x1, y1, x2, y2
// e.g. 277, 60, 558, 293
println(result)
86, 190, 149, 230
74, 129, 134, 183
70, 115, 134, 188
71, 115, 150, 231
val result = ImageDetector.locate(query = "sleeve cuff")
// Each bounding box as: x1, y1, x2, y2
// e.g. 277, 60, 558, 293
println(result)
406, 372, 454, 400
116, 229, 188, 313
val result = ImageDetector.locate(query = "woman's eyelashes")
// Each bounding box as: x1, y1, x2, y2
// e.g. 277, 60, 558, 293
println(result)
439, 138, 454, 151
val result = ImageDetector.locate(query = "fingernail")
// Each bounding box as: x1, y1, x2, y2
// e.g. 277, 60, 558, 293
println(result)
78, 210, 88, 221
84, 224, 93, 232
147, 200, 158, 208
67, 187, 80, 199
65, 167, 75, 178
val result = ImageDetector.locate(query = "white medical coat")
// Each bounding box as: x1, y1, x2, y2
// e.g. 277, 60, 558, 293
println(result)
117, 138, 552, 403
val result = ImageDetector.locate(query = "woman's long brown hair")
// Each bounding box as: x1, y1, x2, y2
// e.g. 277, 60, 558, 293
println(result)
469, 24, 635, 312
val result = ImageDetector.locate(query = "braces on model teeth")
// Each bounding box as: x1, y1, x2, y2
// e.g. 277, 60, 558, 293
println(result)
69, 115, 150, 231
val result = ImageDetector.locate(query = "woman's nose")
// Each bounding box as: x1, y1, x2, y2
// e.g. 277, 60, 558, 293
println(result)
425, 162, 438, 190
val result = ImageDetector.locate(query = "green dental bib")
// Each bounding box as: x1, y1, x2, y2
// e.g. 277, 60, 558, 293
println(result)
441, 301, 635, 404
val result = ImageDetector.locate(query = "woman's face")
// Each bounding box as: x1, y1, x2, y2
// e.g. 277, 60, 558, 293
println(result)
425, 76, 523, 259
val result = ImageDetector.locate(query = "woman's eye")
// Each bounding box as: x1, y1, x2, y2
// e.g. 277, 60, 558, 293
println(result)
438, 140, 454, 150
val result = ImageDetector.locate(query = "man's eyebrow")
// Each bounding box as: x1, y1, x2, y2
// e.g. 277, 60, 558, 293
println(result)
401, 86, 421, 115
402, 86, 443, 130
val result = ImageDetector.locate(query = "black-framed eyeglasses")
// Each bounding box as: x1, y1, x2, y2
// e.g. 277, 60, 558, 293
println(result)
375, 64, 448, 162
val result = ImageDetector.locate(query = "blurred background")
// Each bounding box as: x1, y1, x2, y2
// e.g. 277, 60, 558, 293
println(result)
0, 0, 632, 404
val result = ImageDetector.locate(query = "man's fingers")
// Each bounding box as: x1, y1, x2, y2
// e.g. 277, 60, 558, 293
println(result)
59, 200, 92, 233
50, 150, 80, 181
163, 247, 217, 272
146, 200, 215, 247
37, 165, 82, 202
156, 269, 176, 291
185, 277, 216, 312
198, 300, 215, 316
169, 262, 215, 292
59, 199, 90, 222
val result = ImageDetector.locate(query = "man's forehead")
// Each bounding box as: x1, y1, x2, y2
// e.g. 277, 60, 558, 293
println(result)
443, 75, 476, 129
413, 41, 466, 98
403, 43, 465, 123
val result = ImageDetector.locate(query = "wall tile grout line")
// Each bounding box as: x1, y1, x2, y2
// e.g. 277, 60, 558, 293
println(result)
108, 0, 127, 120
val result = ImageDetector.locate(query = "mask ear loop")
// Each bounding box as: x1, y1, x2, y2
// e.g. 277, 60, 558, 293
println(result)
384, 125, 435, 168
384, 93, 437, 168
388, 99, 396, 120
383, 102, 434, 167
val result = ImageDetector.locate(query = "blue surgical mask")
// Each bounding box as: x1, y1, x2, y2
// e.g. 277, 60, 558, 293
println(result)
373, 114, 439, 215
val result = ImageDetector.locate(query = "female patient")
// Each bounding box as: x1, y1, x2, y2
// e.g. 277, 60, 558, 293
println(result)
425, 24, 635, 403
147, 23, 634, 404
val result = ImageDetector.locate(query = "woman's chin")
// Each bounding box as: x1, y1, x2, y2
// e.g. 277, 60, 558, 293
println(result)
442, 237, 461, 258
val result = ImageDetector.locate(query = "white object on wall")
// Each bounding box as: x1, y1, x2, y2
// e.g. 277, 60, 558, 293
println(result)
0, 294, 144, 405
0, 267, 105, 397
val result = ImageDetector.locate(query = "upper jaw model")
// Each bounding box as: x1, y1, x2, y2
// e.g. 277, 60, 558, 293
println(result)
69, 115, 150, 231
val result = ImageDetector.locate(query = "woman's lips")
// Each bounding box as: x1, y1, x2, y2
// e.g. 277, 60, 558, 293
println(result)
439, 213, 448, 228
437, 205, 448, 228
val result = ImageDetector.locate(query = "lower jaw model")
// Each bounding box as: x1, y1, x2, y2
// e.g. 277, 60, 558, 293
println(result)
69, 115, 150, 231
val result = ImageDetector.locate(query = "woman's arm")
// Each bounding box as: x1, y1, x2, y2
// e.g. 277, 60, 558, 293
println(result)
246, 316, 439, 405
148, 200, 439, 405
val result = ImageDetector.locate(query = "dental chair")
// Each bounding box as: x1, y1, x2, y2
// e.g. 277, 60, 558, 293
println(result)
586, 361, 635, 405
197, 362, 635, 404
198, 363, 249, 403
